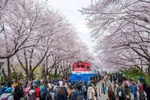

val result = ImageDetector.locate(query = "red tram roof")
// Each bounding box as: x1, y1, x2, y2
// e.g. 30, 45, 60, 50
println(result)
73, 61, 91, 66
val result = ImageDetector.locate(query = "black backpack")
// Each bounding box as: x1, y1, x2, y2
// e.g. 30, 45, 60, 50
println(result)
117, 87, 125, 98
125, 88, 130, 99
139, 92, 145, 100
76, 90, 84, 100
46, 91, 52, 100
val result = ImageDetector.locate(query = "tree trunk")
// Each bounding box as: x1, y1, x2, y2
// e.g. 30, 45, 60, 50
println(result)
25, 70, 29, 80
7, 57, 11, 80
42, 68, 46, 80
45, 68, 48, 78
45, 58, 49, 79
29, 65, 33, 80
54, 66, 58, 76
24, 49, 29, 79
2, 68, 7, 81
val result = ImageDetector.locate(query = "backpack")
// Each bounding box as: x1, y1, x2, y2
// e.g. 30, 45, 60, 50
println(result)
54, 86, 61, 99
117, 87, 125, 98
82, 85, 86, 92
46, 91, 52, 100
40, 87, 48, 99
76, 90, 84, 100
125, 88, 130, 99
139, 92, 145, 100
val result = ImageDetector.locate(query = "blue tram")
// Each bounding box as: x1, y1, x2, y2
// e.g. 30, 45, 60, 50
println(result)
69, 61, 101, 84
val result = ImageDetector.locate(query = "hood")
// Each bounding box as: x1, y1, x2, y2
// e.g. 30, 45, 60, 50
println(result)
29, 89, 35, 95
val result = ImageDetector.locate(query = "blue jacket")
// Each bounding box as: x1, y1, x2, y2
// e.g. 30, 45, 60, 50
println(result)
0, 87, 6, 95
40, 87, 48, 100
129, 85, 137, 94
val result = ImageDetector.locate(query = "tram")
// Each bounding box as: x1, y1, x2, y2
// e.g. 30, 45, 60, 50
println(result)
69, 61, 101, 84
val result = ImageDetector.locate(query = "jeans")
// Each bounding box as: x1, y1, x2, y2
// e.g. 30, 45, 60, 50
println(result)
133, 93, 137, 100
103, 87, 106, 94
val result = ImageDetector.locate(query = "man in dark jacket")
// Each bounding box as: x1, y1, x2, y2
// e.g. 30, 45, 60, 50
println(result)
40, 84, 48, 100
14, 83, 24, 100
145, 85, 150, 100
116, 83, 126, 100
118, 74, 123, 84
71, 81, 85, 100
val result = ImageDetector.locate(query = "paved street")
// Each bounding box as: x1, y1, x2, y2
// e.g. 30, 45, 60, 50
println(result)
96, 79, 111, 100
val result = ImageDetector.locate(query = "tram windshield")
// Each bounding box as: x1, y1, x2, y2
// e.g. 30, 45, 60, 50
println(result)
87, 66, 90, 70
81, 65, 85, 68
77, 65, 80, 68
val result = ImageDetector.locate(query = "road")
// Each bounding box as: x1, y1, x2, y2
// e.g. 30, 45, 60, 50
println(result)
96, 79, 111, 100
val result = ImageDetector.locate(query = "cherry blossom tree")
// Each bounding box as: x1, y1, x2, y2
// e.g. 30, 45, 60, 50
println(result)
0, 0, 9, 16
0, 0, 98, 80
0, 0, 47, 59
0, 0, 54, 79
40, 23, 81, 78
81, 0, 150, 73
14, 9, 73, 79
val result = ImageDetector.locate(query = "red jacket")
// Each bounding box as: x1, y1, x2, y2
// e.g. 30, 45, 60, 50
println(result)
35, 87, 40, 97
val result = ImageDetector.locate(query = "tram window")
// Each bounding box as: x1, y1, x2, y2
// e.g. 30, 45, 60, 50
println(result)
87, 66, 89, 70
81, 65, 85, 68
77, 65, 80, 68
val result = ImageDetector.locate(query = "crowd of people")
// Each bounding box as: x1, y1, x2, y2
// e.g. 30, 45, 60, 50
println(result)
0, 77, 99, 100
0, 74, 149, 100
101, 74, 150, 100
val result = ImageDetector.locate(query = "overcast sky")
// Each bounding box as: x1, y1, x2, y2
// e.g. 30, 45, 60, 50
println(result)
48, 0, 96, 52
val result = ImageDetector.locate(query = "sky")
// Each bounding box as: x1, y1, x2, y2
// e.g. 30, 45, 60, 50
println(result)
48, 0, 96, 53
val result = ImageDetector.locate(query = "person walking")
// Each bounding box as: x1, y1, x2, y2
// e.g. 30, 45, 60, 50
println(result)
102, 79, 107, 94
14, 83, 24, 100
28, 86, 36, 100
107, 85, 115, 100
56, 87, 67, 100
124, 83, 131, 100
35, 86, 40, 100
87, 84, 95, 100
116, 83, 126, 100
137, 86, 147, 100
130, 82, 137, 100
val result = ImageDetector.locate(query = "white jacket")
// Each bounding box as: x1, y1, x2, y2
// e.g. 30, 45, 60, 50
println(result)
87, 86, 95, 100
